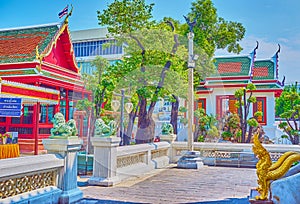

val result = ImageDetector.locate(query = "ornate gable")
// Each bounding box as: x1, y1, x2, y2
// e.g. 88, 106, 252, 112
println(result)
42, 23, 79, 73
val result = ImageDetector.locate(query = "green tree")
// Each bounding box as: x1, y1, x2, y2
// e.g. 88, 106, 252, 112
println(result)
276, 83, 300, 117
234, 83, 262, 143
188, 0, 246, 57
168, 0, 245, 134
194, 108, 218, 142
277, 82, 300, 144
98, 0, 188, 143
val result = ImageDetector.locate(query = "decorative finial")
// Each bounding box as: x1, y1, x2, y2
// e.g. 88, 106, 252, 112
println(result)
64, 4, 73, 24
183, 14, 198, 32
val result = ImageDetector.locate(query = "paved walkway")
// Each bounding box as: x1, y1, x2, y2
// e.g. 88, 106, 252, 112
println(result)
77, 165, 257, 204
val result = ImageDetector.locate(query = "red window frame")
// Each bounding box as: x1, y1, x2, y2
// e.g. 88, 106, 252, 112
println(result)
216, 95, 237, 119
197, 98, 206, 112
253, 97, 267, 125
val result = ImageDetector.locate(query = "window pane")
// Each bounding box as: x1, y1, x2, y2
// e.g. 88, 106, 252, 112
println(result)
40, 105, 47, 123
23, 105, 33, 124
48, 106, 54, 123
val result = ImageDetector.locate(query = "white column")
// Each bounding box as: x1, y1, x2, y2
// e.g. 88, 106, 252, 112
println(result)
88, 137, 121, 186
43, 138, 83, 204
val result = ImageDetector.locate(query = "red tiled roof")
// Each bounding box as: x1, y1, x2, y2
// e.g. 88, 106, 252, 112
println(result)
218, 62, 242, 74
0, 25, 59, 63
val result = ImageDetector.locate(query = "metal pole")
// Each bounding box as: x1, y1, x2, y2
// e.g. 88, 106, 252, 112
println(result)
120, 89, 125, 146
187, 32, 194, 151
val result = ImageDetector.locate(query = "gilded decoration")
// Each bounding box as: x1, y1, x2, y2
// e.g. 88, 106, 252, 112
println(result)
0, 171, 56, 199
252, 131, 300, 200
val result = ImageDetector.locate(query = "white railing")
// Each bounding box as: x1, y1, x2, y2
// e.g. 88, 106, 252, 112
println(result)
171, 141, 300, 165
116, 142, 170, 181
0, 154, 64, 202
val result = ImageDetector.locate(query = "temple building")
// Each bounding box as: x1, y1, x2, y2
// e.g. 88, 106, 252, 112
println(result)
0, 18, 90, 154
196, 44, 283, 139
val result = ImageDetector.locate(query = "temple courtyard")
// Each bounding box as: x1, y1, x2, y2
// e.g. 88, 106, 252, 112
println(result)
77, 165, 257, 204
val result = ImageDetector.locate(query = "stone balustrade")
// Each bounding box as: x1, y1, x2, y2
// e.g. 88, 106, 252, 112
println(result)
89, 137, 171, 186
0, 154, 64, 203
1, 136, 299, 203
0, 138, 83, 204
171, 142, 300, 164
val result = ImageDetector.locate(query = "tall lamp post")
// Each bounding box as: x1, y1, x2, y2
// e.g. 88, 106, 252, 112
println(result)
177, 15, 203, 169
111, 89, 133, 146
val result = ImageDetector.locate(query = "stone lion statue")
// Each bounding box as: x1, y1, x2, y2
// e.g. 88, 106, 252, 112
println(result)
161, 123, 174, 135
94, 118, 116, 137
50, 112, 77, 138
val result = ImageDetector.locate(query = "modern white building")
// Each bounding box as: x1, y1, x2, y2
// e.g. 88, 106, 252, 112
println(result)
70, 28, 124, 75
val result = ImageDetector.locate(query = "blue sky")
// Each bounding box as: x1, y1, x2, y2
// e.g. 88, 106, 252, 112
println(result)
0, 0, 299, 84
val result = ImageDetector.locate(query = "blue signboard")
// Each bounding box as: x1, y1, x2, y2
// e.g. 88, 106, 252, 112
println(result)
0, 98, 22, 117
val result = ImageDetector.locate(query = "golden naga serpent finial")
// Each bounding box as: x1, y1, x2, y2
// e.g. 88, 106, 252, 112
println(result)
35, 45, 44, 72
252, 131, 300, 200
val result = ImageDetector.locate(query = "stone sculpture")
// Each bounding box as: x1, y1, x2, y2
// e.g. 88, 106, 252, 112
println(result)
94, 118, 116, 137
252, 131, 300, 201
50, 112, 77, 138
161, 123, 174, 135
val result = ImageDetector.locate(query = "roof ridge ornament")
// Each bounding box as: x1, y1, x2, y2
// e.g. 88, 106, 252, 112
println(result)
63, 4, 73, 25
35, 45, 45, 72
273, 44, 280, 79
249, 41, 259, 81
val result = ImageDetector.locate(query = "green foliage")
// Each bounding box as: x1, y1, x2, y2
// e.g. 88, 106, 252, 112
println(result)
180, 117, 188, 125
189, 0, 245, 57
247, 118, 259, 127
254, 111, 263, 118
179, 106, 188, 113
221, 131, 232, 139
194, 108, 219, 141
207, 126, 219, 138
233, 83, 259, 143
197, 135, 205, 142
76, 98, 93, 111
234, 88, 244, 98
97, 0, 154, 35
276, 83, 300, 116
276, 83, 300, 144
219, 113, 240, 142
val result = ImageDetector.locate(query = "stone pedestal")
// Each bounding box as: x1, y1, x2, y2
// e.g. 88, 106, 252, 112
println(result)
43, 137, 83, 204
88, 136, 121, 186
160, 134, 177, 143
249, 189, 273, 204
177, 150, 204, 169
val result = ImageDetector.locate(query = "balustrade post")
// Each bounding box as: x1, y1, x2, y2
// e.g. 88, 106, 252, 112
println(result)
43, 138, 83, 204
88, 136, 121, 186
160, 134, 177, 163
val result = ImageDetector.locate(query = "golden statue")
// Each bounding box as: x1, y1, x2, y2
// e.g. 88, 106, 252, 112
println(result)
252, 131, 300, 200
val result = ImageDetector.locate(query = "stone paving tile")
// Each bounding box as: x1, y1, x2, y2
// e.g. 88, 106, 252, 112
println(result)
78, 165, 257, 204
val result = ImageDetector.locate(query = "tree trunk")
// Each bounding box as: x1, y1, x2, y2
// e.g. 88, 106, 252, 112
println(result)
170, 95, 179, 134
135, 96, 155, 143
125, 105, 138, 144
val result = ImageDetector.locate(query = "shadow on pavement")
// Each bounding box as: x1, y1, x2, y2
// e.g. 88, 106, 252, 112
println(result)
76, 198, 143, 204
187, 197, 249, 204
78, 197, 249, 204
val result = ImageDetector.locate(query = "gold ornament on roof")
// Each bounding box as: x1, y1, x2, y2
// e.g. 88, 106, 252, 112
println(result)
35, 45, 44, 72
252, 131, 300, 200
